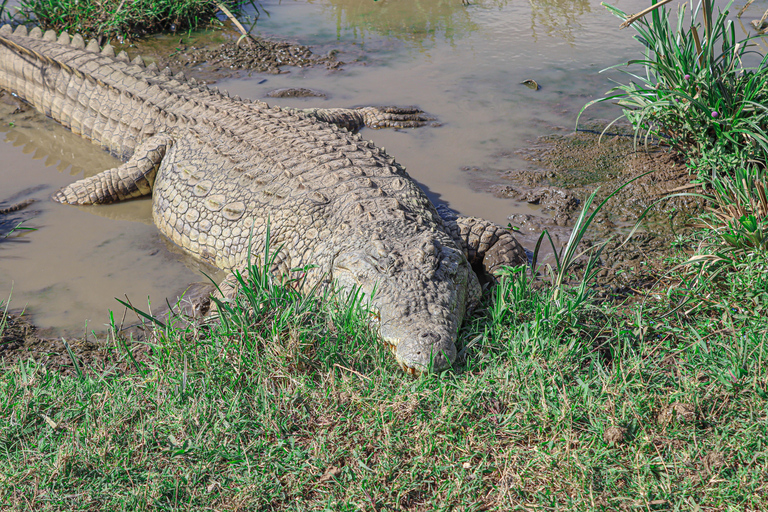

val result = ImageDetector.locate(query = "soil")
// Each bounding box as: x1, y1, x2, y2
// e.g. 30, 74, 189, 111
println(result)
267, 87, 328, 98
115, 24, 343, 84
500, 124, 701, 235
473, 122, 706, 301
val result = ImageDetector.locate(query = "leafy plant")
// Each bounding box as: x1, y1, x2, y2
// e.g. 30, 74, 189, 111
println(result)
580, 0, 768, 175
698, 165, 768, 256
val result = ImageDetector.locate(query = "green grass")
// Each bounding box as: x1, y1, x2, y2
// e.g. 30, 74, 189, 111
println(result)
2, 232, 768, 510
14, 0, 243, 38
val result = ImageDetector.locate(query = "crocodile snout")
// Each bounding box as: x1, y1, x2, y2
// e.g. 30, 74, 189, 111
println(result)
395, 328, 456, 374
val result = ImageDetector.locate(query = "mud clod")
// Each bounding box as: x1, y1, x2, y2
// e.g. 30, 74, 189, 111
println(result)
603, 426, 627, 446
703, 451, 725, 473
658, 402, 696, 426
165, 37, 341, 81
267, 87, 327, 98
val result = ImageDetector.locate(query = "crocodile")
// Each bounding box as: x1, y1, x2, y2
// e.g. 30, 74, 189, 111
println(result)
0, 25, 526, 373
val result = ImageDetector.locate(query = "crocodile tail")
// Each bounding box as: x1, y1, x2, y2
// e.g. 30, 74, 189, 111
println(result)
0, 25, 189, 160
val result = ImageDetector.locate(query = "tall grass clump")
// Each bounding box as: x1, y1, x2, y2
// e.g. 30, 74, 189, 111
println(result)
581, 0, 768, 175
488, 178, 643, 350
16, 0, 242, 38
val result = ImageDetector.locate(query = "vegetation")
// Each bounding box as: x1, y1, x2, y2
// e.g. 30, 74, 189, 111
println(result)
2, 232, 768, 509
581, 0, 768, 177
6, 0, 245, 38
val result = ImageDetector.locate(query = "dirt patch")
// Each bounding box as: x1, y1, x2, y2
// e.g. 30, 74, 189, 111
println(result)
0, 281, 215, 375
489, 124, 706, 298
116, 25, 342, 84
505, 128, 701, 232
0, 314, 124, 377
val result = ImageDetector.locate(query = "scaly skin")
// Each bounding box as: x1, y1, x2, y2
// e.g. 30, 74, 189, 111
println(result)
0, 24, 526, 373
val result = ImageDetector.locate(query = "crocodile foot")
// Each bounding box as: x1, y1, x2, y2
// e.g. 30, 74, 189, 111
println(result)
357, 106, 437, 129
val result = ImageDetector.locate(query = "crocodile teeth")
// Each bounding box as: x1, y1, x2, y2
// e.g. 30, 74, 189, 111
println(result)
101, 44, 115, 57
13, 25, 27, 37
161, 66, 173, 77
146, 62, 159, 73
116, 50, 130, 63
131, 55, 145, 67
173, 71, 185, 81
57, 31, 70, 45
86, 38, 99, 52
29, 27, 42, 39
71, 33, 84, 49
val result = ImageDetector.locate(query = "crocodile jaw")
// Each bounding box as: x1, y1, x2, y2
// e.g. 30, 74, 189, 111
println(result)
380, 323, 458, 375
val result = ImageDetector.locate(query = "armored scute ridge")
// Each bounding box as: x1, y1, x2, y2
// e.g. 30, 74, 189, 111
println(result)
0, 24, 526, 373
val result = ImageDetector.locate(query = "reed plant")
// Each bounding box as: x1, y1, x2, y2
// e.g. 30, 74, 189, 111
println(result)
581, 0, 768, 176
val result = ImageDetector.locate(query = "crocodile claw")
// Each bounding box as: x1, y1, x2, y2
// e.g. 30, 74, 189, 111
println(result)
357, 106, 436, 129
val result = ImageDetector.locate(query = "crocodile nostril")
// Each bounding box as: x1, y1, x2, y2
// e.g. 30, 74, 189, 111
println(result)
419, 331, 441, 342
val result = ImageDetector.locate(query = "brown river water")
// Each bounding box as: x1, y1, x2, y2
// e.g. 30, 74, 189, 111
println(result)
0, 0, 760, 334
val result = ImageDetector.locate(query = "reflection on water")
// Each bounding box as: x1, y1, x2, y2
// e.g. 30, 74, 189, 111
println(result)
529, 0, 591, 43
316, 0, 594, 46
0, 115, 118, 179
318, 0, 505, 45
0, 101, 217, 333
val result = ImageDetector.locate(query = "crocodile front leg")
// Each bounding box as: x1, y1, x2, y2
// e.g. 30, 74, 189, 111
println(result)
52, 133, 174, 205
441, 214, 527, 279
295, 106, 435, 131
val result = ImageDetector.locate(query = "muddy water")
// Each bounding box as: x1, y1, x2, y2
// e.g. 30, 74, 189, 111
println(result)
0, 100, 223, 334
0, 0, 758, 332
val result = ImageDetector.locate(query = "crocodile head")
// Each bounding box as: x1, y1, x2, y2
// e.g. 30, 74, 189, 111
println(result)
331, 230, 478, 374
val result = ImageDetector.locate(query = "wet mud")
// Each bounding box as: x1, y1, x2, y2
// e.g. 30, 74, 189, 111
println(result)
494, 125, 704, 299
115, 25, 342, 84
0, 281, 217, 376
